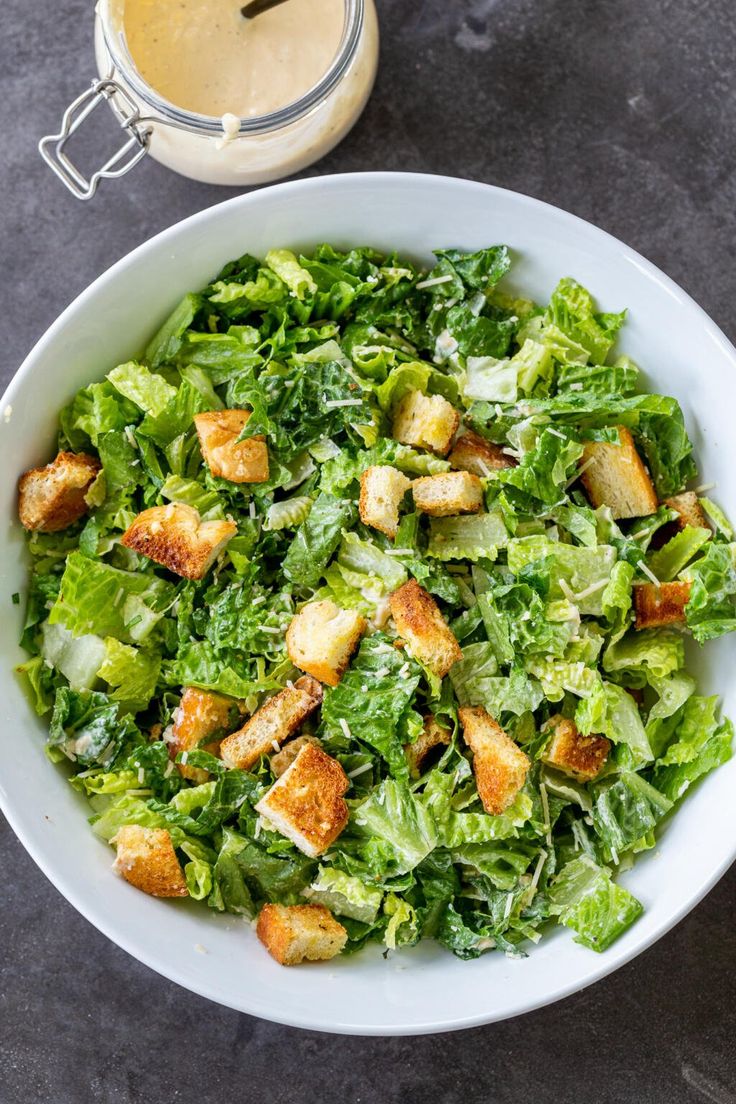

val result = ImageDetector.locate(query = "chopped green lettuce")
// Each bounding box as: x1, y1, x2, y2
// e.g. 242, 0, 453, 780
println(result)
548, 855, 643, 951
18, 240, 735, 966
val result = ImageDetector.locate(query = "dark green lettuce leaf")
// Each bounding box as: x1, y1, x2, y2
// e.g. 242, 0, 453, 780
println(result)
322, 634, 421, 777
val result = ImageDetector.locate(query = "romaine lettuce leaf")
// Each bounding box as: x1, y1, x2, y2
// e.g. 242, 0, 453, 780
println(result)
49, 552, 175, 645
549, 855, 642, 951
507, 537, 616, 615
683, 542, 736, 641
499, 428, 583, 508
107, 361, 177, 418
49, 687, 138, 768
265, 248, 317, 299
322, 635, 420, 776
591, 772, 672, 860
646, 525, 711, 582
304, 867, 383, 923
427, 512, 508, 562
652, 695, 733, 801
353, 778, 438, 875
283, 493, 356, 590
40, 621, 106, 692
98, 638, 160, 712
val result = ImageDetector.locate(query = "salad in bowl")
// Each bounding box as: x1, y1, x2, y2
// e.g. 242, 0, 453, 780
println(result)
15, 238, 734, 969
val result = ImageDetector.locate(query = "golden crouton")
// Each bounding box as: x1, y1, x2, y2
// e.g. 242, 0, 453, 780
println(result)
219, 676, 323, 771
359, 465, 412, 539
633, 580, 691, 629
459, 706, 530, 816
270, 734, 321, 778
256, 903, 348, 965
664, 491, 708, 531
580, 426, 657, 520
449, 430, 517, 475
412, 471, 483, 517
392, 390, 460, 456
193, 409, 269, 484
18, 450, 101, 533
286, 600, 366, 687
255, 743, 349, 857
113, 825, 188, 898
389, 579, 462, 678
541, 714, 610, 781
405, 714, 451, 777
121, 503, 236, 580
165, 687, 236, 783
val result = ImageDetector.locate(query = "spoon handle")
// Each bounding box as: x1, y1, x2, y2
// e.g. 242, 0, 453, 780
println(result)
241, 0, 291, 17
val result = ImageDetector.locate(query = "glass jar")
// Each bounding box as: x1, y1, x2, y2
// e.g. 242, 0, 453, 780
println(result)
40, 0, 379, 199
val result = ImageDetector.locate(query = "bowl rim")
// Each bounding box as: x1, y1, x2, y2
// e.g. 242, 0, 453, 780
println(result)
2, 171, 735, 1035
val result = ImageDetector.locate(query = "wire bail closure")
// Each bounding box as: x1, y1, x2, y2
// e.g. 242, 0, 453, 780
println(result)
39, 75, 151, 201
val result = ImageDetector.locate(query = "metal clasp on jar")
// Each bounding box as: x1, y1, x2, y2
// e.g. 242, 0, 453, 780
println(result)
39, 74, 151, 201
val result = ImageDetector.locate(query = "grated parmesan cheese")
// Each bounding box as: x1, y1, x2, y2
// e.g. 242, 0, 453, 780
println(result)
415, 274, 454, 290
339, 718, 352, 740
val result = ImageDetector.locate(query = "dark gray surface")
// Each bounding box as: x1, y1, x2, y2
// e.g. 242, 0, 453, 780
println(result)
1, 0, 735, 1099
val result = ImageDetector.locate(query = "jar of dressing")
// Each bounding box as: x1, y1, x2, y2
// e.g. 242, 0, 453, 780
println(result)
40, 0, 378, 199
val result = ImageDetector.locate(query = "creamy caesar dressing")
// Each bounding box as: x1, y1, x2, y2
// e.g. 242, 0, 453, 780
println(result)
121, 0, 345, 118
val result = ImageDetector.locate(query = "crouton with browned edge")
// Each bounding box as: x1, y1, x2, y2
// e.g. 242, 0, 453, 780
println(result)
165, 687, 237, 783
113, 825, 188, 897
449, 430, 517, 475
286, 600, 366, 687
255, 743, 349, 857
359, 465, 411, 539
256, 903, 347, 965
220, 676, 323, 770
412, 471, 483, 517
121, 503, 236, 579
633, 580, 691, 629
18, 450, 101, 533
459, 706, 530, 815
405, 715, 451, 777
664, 491, 709, 531
580, 426, 657, 519
389, 579, 462, 678
541, 715, 610, 781
194, 409, 269, 484
392, 390, 460, 455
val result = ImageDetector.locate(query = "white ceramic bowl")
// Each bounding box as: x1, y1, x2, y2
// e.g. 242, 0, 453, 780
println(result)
1, 173, 735, 1035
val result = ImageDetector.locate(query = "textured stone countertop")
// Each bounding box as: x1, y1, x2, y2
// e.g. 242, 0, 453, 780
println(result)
1, 1, 735, 1100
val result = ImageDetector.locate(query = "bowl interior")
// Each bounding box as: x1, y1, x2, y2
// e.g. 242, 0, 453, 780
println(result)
1, 173, 735, 1034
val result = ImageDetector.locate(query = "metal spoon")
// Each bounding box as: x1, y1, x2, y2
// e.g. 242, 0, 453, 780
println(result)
241, 0, 291, 17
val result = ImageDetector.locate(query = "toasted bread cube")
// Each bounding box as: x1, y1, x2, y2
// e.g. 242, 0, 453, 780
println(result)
165, 687, 236, 783
405, 714, 451, 777
220, 676, 323, 771
664, 491, 709, 531
633, 580, 691, 629
389, 579, 462, 678
449, 430, 517, 475
459, 706, 530, 815
121, 503, 236, 580
256, 903, 347, 965
194, 409, 269, 484
541, 714, 610, 781
580, 426, 657, 520
392, 390, 460, 456
255, 743, 349, 857
113, 825, 188, 898
359, 465, 411, 539
270, 734, 322, 778
286, 600, 366, 687
412, 471, 483, 517
18, 450, 101, 533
